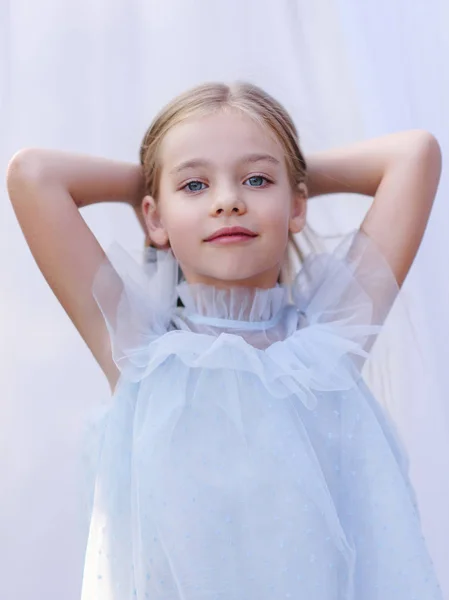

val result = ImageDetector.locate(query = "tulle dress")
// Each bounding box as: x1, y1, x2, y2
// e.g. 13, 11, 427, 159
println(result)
80, 230, 443, 600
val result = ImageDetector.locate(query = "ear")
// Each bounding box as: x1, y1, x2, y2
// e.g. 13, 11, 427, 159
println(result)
142, 195, 170, 248
289, 182, 308, 234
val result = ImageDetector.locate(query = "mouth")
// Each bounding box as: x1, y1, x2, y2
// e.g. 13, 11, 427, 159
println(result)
204, 226, 258, 244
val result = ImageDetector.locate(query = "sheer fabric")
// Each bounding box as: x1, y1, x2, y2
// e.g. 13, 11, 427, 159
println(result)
81, 230, 442, 599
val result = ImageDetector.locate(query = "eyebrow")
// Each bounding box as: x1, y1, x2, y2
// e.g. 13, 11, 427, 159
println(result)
169, 153, 281, 175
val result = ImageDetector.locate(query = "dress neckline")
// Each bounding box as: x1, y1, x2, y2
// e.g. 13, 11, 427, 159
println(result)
175, 280, 292, 330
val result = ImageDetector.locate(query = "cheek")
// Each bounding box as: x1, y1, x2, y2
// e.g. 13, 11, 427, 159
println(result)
259, 198, 291, 231
159, 202, 202, 260
163, 205, 200, 238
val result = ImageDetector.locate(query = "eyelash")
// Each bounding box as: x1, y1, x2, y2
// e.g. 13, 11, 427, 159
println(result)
181, 175, 273, 194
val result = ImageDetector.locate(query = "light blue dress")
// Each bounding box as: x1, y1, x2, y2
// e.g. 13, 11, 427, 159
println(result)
80, 230, 443, 599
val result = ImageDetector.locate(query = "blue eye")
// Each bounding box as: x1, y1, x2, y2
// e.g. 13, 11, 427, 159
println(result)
245, 176, 268, 187
184, 181, 206, 192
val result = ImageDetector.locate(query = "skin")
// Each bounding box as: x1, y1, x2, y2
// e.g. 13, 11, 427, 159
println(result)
6, 117, 441, 394
142, 110, 307, 289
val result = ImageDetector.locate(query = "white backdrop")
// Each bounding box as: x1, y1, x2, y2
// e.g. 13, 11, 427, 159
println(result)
1, 1, 449, 598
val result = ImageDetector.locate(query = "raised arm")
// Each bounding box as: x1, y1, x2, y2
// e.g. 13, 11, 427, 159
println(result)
6, 148, 144, 392
305, 130, 442, 286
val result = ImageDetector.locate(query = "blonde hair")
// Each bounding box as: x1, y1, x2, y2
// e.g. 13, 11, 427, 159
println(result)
139, 81, 318, 282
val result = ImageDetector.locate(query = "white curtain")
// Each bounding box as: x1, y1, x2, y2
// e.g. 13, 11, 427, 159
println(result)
1, 1, 448, 598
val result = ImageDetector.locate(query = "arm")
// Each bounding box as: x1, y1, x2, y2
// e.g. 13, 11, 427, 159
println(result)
8, 149, 144, 207
6, 148, 145, 392
305, 129, 442, 285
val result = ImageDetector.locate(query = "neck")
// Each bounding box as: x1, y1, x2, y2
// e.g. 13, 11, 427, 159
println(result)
179, 264, 282, 291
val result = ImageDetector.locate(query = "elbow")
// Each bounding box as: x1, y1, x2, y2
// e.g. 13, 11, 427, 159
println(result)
6, 148, 46, 200
423, 131, 442, 184
7, 148, 42, 180
408, 130, 443, 187
6, 148, 50, 208
411, 130, 442, 164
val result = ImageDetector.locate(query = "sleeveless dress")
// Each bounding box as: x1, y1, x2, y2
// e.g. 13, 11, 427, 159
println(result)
80, 230, 443, 600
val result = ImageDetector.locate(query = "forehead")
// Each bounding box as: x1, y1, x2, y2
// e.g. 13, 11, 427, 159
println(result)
159, 110, 285, 170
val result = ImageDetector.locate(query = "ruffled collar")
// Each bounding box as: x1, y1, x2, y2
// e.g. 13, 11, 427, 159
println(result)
141, 246, 297, 332
176, 280, 292, 330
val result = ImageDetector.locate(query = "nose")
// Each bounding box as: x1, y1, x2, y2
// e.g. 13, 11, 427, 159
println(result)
210, 187, 247, 217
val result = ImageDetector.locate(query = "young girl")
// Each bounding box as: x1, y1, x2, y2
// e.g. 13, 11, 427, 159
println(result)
7, 82, 443, 599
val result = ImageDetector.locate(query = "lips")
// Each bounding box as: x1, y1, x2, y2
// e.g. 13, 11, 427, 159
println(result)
204, 226, 258, 242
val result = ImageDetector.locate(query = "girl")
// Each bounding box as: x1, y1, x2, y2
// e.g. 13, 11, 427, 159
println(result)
7, 82, 443, 599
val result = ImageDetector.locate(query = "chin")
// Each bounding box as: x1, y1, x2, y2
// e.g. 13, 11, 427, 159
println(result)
202, 264, 279, 288
179, 254, 282, 288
